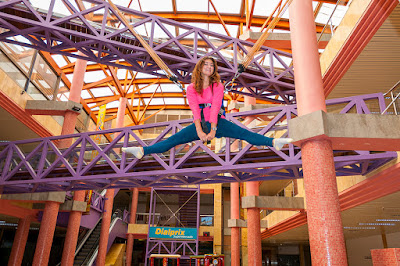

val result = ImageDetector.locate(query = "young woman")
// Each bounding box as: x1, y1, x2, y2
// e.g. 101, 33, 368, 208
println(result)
122, 56, 292, 159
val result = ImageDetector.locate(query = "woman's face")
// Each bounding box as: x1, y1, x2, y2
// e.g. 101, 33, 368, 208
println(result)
201, 59, 214, 78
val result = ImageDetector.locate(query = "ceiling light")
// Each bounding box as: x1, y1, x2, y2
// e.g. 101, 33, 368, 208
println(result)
376, 219, 400, 222
344, 226, 376, 230
359, 223, 395, 226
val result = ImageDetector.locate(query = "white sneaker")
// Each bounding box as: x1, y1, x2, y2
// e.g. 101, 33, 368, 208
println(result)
273, 138, 293, 151
121, 147, 144, 159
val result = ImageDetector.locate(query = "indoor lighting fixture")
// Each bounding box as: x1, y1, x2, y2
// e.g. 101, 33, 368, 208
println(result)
359, 223, 395, 226
343, 226, 376, 230
376, 219, 400, 222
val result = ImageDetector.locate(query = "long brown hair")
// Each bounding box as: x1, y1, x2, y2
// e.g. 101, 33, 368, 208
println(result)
191, 56, 220, 94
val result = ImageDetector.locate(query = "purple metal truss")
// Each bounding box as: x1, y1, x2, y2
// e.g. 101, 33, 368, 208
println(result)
89, 190, 105, 212
145, 187, 200, 264
0, 93, 396, 194
0, 0, 294, 102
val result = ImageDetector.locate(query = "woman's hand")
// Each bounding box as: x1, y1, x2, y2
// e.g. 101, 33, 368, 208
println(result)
197, 130, 208, 142
206, 130, 216, 142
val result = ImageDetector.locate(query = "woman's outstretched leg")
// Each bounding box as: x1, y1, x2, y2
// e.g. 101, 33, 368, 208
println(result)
215, 119, 292, 150
122, 123, 200, 158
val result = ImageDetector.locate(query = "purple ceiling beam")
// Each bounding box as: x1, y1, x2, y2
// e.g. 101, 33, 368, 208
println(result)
0, 0, 294, 102
0, 93, 397, 194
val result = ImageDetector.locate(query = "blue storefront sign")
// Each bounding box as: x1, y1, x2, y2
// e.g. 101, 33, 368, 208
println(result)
149, 226, 198, 240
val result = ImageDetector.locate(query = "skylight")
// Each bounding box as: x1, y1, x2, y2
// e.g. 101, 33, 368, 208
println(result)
139, 0, 172, 12
176, 0, 209, 13
14, 0, 351, 114
210, 0, 242, 14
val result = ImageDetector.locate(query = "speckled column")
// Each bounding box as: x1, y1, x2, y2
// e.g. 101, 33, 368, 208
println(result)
32, 201, 60, 266
97, 98, 126, 265
230, 182, 240, 266
229, 104, 241, 266
59, 52, 88, 148
246, 181, 262, 266
244, 92, 261, 266
96, 188, 115, 266
289, 0, 347, 265
61, 191, 85, 266
8, 216, 32, 266
126, 188, 139, 266
371, 248, 400, 265
116, 97, 127, 127
60, 55, 88, 266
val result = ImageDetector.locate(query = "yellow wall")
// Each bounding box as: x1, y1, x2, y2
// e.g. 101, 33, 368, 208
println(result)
105, 244, 126, 266
127, 223, 148, 234
320, 0, 373, 75
213, 183, 223, 254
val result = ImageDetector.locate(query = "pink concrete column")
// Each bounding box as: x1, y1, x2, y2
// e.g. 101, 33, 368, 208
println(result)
97, 97, 126, 265
243, 90, 256, 135
96, 189, 115, 266
126, 188, 139, 266
371, 248, 400, 266
59, 53, 88, 146
61, 191, 85, 266
116, 97, 127, 128
244, 92, 256, 106
246, 181, 261, 266
230, 182, 240, 266
289, 1, 347, 265
8, 216, 32, 266
60, 55, 88, 266
32, 201, 60, 266
243, 90, 262, 266
289, 1, 326, 115
229, 102, 241, 266
230, 101, 240, 152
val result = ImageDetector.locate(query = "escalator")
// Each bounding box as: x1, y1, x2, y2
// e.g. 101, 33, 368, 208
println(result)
73, 218, 103, 266
73, 215, 127, 266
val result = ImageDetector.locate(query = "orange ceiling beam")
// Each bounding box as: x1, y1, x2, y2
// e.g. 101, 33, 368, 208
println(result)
91, 13, 310, 31
0, 199, 39, 220
244, 38, 328, 50
94, 105, 191, 114
85, 92, 184, 104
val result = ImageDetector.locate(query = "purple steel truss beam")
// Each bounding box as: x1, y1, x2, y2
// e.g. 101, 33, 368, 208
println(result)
0, 0, 294, 102
0, 93, 396, 194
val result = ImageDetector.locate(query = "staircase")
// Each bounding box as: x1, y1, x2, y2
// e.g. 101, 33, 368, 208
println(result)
73, 218, 102, 266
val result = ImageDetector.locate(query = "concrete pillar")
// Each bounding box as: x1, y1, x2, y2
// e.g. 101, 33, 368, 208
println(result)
8, 216, 32, 266
243, 89, 256, 134
32, 201, 60, 266
116, 97, 127, 128
243, 89, 261, 266
371, 248, 400, 265
229, 102, 241, 266
97, 97, 126, 265
230, 182, 240, 266
246, 181, 262, 266
59, 52, 88, 147
61, 191, 86, 266
96, 189, 115, 266
289, 1, 347, 265
126, 188, 139, 266
60, 55, 88, 266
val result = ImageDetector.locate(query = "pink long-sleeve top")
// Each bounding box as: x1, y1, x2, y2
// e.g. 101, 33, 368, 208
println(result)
186, 82, 225, 124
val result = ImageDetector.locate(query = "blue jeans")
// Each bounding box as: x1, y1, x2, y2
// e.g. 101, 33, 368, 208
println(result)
143, 118, 273, 155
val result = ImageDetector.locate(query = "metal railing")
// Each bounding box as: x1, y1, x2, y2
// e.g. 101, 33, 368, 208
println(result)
317, 0, 353, 45
382, 80, 400, 115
